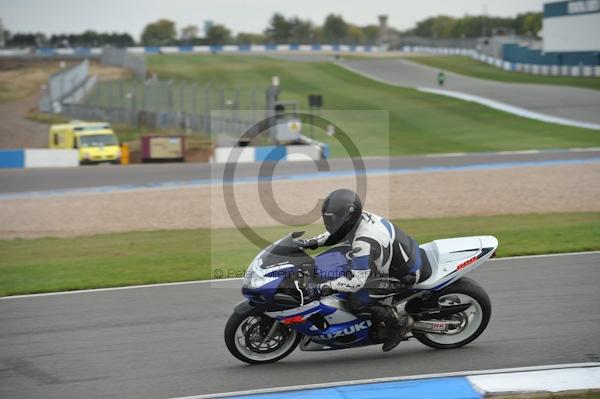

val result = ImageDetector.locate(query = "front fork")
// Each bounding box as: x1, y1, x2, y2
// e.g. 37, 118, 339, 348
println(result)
260, 320, 281, 345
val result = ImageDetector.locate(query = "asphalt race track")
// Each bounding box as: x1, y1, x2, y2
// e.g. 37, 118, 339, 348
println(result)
1, 149, 599, 195
1, 252, 599, 399
338, 58, 600, 125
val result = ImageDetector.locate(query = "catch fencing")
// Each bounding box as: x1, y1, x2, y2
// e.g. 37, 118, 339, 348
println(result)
61, 79, 269, 138
39, 49, 270, 138
100, 47, 147, 80
39, 59, 96, 113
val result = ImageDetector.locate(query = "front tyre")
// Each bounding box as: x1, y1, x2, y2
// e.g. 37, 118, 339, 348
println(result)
413, 278, 491, 349
224, 312, 301, 364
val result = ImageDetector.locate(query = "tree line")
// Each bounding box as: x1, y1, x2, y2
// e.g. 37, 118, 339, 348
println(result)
407, 12, 542, 39
141, 14, 380, 46
4, 31, 135, 48
3, 11, 542, 48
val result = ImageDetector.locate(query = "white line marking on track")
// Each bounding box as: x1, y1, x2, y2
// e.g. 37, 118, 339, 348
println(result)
423, 152, 467, 157
497, 149, 540, 155
569, 147, 600, 152
167, 363, 600, 399
490, 250, 600, 261
335, 61, 600, 130
418, 87, 600, 130
0, 277, 243, 300
426, 148, 600, 157
1, 251, 598, 300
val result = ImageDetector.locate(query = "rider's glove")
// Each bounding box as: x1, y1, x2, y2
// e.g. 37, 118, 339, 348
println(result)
305, 282, 320, 299
319, 283, 333, 297
294, 238, 319, 250
306, 283, 333, 299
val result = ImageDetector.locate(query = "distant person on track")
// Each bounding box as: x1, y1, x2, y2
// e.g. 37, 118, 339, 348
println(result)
294, 189, 424, 352
437, 71, 446, 87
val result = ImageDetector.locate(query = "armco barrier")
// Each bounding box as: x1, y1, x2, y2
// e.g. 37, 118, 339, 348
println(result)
402, 46, 600, 77
212, 144, 328, 163
0, 44, 383, 59
0, 149, 79, 169
39, 59, 91, 113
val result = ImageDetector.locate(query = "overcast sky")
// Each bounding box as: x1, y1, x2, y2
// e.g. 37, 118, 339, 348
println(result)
1, 0, 546, 40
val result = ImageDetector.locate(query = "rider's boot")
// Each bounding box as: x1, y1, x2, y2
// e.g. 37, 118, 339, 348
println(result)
371, 305, 414, 352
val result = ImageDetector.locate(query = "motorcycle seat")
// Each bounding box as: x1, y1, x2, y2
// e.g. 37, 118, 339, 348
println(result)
418, 248, 432, 283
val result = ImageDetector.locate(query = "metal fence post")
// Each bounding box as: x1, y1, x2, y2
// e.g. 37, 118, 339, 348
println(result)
103, 81, 109, 108
119, 81, 124, 108
180, 82, 185, 114
204, 83, 211, 116
131, 81, 138, 127
234, 87, 240, 121
47, 81, 54, 114
141, 82, 147, 111
60, 75, 65, 102
204, 83, 211, 133
167, 80, 173, 113
192, 82, 198, 114
70, 75, 76, 102
108, 80, 114, 109
252, 86, 257, 124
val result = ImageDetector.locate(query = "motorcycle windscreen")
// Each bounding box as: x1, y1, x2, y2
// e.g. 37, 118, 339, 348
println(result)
262, 233, 314, 268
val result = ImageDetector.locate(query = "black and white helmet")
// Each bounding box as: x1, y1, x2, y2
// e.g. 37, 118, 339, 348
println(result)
321, 189, 363, 244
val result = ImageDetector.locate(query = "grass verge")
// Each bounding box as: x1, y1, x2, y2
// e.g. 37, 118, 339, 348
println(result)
84, 54, 600, 158
0, 212, 598, 297
158, 54, 600, 156
407, 56, 600, 91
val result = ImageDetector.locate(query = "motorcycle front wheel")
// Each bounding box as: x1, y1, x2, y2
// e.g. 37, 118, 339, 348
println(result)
411, 278, 491, 349
224, 311, 301, 364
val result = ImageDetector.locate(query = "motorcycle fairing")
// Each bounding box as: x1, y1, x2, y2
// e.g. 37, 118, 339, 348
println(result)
414, 235, 498, 291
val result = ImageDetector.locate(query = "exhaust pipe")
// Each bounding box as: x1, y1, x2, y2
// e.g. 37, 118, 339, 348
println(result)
413, 319, 462, 333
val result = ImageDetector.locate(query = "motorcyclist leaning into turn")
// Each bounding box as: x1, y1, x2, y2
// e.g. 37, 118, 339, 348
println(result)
294, 189, 424, 352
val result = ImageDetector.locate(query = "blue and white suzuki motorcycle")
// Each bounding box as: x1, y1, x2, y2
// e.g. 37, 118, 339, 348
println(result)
225, 232, 498, 364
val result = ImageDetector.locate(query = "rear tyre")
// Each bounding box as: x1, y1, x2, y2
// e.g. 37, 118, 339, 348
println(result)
412, 278, 491, 349
224, 311, 301, 365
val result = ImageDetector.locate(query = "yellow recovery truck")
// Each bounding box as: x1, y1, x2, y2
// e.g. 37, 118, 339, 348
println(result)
49, 121, 121, 165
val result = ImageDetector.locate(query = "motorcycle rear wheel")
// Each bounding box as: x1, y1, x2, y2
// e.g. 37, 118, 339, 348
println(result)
224, 311, 301, 364
412, 278, 491, 349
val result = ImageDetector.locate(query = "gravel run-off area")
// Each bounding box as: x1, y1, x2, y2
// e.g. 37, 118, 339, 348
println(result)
1, 163, 599, 239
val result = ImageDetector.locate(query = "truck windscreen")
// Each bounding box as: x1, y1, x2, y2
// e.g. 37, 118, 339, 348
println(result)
79, 135, 118, 147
